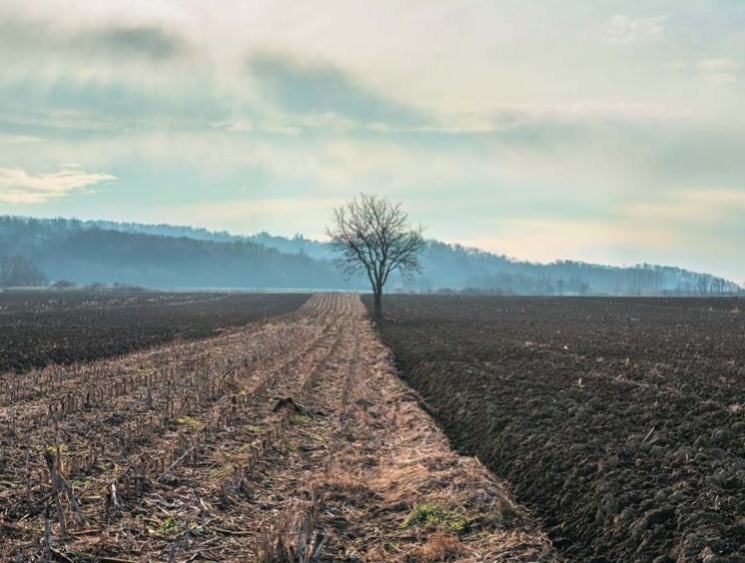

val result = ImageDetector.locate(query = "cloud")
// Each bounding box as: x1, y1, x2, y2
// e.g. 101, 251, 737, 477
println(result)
698, 59, 740, 73
73, 25, 188, 61
602, 14, 666, 44
0, 133, 41, 144
0, 17, 226, 134
665, 58, 741, 86
697, 58, 740, 85
0, 73, 231, 134
248, 53, 428, 127
0, 166, 115, 203
0, 15, 189, 64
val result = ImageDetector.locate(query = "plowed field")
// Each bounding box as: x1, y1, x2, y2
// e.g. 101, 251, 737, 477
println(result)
0, 293, 557, 562
370, 295, 745, 562
0, 291, 309, 372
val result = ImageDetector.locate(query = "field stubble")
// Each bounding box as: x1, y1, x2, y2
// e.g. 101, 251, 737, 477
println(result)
0, 293, 556, 562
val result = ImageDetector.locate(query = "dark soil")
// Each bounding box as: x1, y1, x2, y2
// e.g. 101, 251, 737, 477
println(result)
0, 294, 556, 561
0, 290, 309, 372
367, 294, 745, 562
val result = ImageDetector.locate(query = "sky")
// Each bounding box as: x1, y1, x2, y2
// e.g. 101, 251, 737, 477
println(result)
1, 1, 744, 282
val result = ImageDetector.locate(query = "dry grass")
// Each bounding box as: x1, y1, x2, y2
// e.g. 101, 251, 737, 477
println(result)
0, 294, 560, 561
290, 296, 560, 562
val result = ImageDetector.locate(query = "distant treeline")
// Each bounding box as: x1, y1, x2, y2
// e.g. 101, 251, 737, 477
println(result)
0, 215, 740, 295
0, 216, 360, 290
417, 244, 741, 296
0, 255, 47, 287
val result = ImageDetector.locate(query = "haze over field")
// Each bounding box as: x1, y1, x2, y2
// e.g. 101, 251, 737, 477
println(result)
1, 1, 744, 281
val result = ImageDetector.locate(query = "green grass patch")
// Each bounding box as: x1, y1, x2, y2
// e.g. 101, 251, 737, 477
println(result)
290, 414, 312, 425
157, 517, 184, 537
45, 444, 68, 456
69, 477, 93, 489
401, 504, 463, 531
286, 442, 300, 453
172, 416, 201, 428
237, 441, 258, 453
401, 504, 503, 534
209, 464, 235, 478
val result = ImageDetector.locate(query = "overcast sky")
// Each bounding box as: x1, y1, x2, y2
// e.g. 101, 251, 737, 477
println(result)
1, 1, 744, 281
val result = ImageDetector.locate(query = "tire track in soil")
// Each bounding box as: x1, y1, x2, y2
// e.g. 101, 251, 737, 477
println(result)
0, 294, 558, 562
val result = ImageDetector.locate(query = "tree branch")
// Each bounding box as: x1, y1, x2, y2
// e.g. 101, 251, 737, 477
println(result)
327, 193, 425, 317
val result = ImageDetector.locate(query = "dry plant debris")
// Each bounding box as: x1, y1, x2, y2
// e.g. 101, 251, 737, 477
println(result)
0, 294, 558, 562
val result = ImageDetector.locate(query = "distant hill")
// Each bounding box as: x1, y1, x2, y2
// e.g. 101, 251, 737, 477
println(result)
0, 215, 740, 295
0, 216, 355, 290
85, 220, 333, 260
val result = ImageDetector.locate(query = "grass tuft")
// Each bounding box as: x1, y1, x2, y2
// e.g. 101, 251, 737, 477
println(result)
402, 504, 463, 531
402, 504, 504, 534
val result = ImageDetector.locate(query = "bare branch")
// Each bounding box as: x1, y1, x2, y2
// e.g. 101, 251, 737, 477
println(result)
327, 194, 425, 318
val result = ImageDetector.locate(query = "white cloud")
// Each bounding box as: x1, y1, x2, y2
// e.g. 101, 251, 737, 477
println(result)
696, 58, 740, 85
698, 59, 740, 73
0, 134, 42, 144
602, 14, 666, 44
0, 166, 116, 203
703, 73, 738, 85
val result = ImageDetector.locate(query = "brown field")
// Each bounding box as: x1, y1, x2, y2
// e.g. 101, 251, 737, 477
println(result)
368, 294, 745, 562
0, 290, 310, 373
0, 293, 556, 562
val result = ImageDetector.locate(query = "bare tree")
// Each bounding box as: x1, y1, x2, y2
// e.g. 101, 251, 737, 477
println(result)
327, 194, 425, 319
0, 255, 48, 287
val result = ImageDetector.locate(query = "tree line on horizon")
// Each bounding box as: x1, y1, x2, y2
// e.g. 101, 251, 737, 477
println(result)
0, 215, 740, 296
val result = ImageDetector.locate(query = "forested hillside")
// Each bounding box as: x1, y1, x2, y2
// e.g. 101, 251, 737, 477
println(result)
0, 216, 740, 295
0, 217, 358, 289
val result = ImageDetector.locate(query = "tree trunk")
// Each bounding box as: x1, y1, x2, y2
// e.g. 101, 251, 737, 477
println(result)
373, 290, 383, 320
